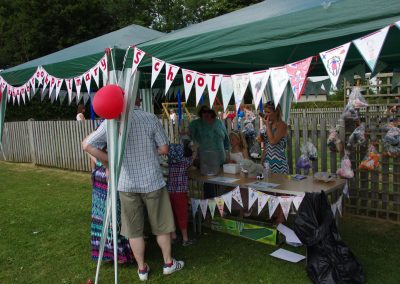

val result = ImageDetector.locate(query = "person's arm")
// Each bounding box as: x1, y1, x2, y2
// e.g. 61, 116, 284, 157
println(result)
153, 117, 169, 155
82, 122, 108, 168
264, 119, 288, 145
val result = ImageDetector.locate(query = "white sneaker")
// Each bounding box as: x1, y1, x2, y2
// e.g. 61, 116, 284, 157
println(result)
163, 258, 184, 275
137, 264, 150, 281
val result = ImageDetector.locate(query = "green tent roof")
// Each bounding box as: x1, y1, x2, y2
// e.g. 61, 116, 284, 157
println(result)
135, 0, 400, 76
1, 24, 164, 85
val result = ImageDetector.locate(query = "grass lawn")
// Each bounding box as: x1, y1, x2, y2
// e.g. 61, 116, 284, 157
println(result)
1, 161, 399, 283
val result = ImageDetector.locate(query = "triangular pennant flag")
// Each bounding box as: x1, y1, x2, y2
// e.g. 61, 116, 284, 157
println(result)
331, 203, 337, 217
191, 198, 200, 217
74, 75, 83, 101
292, 196, 304, 211
231, 186, 243, 208
215, 196, 225, 216
286, 57, 313, 101
337, 195, 343, 216
257, 192, 270, 215
232, 73, 250, 111
199, 199, 209, 219
221, 76, 234, 111
270, 67, 289, 108
0, 79, 6, 93
42, 72, 50, 94
21, 86, 26, 104
55, 78, 64, 100
268, 196, 280, 218
165, 63, 180, 95
222, 191, 233, 213
25, 84, 31, 101
131, 46, 145, 75
320, 42, 351, 88
195, 72, 207, 106
90, 65, 100, 88
7, 85, 12, 102
29, 77, 36, 95
206, 74, 223, 108
65, 79, 74, 104
250, 70, 270, 110
151, 57, 165, 88
50, 89, 56, 104
99, 55, 108, 84
83, 71, 92, 93
35, 66, 44, 85
208, 199, 216, 219
279, 196, 294, 220
49, 76, 56, 97
353, 26, 390, 72
248, 188, 259, 210
182, 69, 196, 102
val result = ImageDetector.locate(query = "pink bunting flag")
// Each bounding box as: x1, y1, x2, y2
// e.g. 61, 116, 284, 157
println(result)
214, 196, 225, 216
320, 42, 351, 88
29, 77, 36, 94
164, 63, 180, 95
151, 57, 165, 88
182, 69, 196, 102
206, 74, 223, 108
199, 199, 209, 219
35, 66, 44, 85
131, 47, 145, 75
21, 86, 26, 104
42, 71, 50, 94
286, 57, 313, 101
25, 83, 31, 100
195, 72, 207, 106
231, 186, 243, 208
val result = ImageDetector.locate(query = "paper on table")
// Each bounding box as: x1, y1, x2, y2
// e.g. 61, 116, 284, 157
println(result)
270, 248, 305, 263
208, 176, 240, 183
247, 181, 279, 190
277, 224, 302, 247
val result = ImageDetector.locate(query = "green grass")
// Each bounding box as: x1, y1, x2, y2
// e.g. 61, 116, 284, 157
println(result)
1, 162, 400, 283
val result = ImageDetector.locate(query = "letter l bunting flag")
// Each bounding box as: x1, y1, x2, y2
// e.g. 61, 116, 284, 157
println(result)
320, 42, 351, 88
286, 57, 313, 101
206, 74, 223, 108
353, 26, 390, 72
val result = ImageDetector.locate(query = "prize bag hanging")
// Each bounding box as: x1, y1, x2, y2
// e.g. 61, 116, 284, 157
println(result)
348, 86, 368, 109
327, 126, 343, 152
341, 103, 359, 121
347, 123, 367, 148
383, 124, 400, 157
359, 145, 380, 171
337, 151, 354, 179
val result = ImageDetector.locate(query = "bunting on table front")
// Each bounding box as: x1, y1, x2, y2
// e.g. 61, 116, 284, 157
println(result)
279, 196, 294, 220
250, 70, 270, 110
191, 198, 200, 217
182, 69, 196, 102
151, 57, 165, 88
268, 196, 280, 218
231, 186, 243, 208
215, 196, 225, 216
221, 76, 234, 111
270, 67, 289, 108
248, 188, 258, 210
222, 191, 233, 213
292, 196, 304, 211
257, 192, 270, 215
199, 199, 209, 219
320, 42, 351, 88
337, 195, 343, 216
286, 57, 312, 101
208, 199, 217, 219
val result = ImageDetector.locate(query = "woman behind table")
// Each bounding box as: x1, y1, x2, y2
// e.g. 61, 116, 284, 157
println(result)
261, 101, 289, 174
228, 131, 249, 163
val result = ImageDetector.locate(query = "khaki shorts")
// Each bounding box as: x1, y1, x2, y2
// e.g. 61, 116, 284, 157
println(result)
119, 187, 175, 238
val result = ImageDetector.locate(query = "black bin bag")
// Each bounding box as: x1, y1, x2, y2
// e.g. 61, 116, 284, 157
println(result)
294, 191, 365, 284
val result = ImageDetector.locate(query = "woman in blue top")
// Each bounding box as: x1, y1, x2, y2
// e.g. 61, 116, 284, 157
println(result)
261, 102, 289, 174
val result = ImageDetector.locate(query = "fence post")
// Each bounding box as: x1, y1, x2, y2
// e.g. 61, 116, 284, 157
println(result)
27, 120, 36, 165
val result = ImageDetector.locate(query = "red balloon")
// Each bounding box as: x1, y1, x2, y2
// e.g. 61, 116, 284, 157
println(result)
93, 85, 124, 119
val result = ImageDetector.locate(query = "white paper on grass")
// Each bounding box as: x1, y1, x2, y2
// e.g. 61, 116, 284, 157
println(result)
257, 192, 270, 215
199, 199, 208, 219
206, 74, 223, 108
292, 195, 304, 211
222, 191, 233, 213
231, 186, 243, 208
221, 76, 234, 111
270, 67, 289, 108
250, 70, 270, 110
353, 26, 390, 72
164, 63, 180, 95
270, 248, 305, 263
231, 73, 250, 111
151, 57, 165, 88
182, 69, 196, 102
191, 198, 200, 217
320, 42, 351, 88
268, 196, 280, 218
208, 199, 216, 219
195, 73, 207, 106
248, 188, 258, 210
277, 224, 302, 247
90, 65, 100, 88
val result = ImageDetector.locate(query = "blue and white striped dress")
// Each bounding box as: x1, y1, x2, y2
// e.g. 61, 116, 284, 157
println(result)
263, 129, 289, 174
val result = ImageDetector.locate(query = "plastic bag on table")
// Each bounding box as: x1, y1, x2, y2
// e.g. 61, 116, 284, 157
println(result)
359, 145, 380, 171
383, 125, 400, 157
337, 152, 354, 179
348, 86, 368, 108
347, 123, 366, 148
327, 126, 342, 152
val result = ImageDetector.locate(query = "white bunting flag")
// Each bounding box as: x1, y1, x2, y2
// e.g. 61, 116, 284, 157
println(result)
268, 196, 280, 218
320, 42, 351, 88
35, 66, 44, 85
164, 63, 180, 95
90, 65, 100, 88
74, 75, 83, 101
195, 72, 207, 106
49, 76, 56, 96
200, 199, 209, 219
99, 55, 108, 84
191, 198, 200, 217
292, 196, 304, 211
215, 196, 225, 216
0, 79, 6, 93
151, 57, 165, 88
232, 73, 250, 111
331, 203, 337, 217
182, 69, 196, 102
131, 47, 145, 75
248, 188, 259, 210
279, 196, 294, 220
222, 191, 233, 213
55, 78, 63, 100
208, 199, 217, 219
206, 74, 223, 108
30, 77, 36, 95
286, 57, 313, 101
221, 76, 234, 111
231, 186, 243, 208
16, 89, 20, 105
65, 79, 74, 103
21, 86, 26, 104
353, 26, 390, 72
257, 192, 270, 215
336, 195, 343, 216
7, 85, 11, 102
25, 84, 31, 100
250, 70, 270, 110
83, 71, 92, 93
42, 72, 50, 94
270, 67, 289, 108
